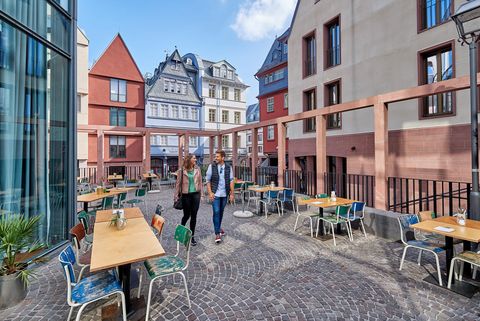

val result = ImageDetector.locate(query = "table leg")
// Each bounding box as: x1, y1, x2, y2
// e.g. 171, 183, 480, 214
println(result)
83, 201, 89, 212
113, 181, 117, 188
318, 207, 324, 236
445, 236, 454, 284
119, 263, 132, 313
258, 192, 264, 215
463, 240, 472, 277
148, 178, 152, 190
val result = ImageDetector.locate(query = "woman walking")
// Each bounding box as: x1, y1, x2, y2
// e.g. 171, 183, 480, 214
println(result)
175, 154, 202, 246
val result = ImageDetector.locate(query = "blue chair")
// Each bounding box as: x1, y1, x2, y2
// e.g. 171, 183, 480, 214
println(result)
59, 245, 127, 321
397, 214, 444, 286
279, 188, 295, 215
340, 201, 367, 240
259, 190, 281, 218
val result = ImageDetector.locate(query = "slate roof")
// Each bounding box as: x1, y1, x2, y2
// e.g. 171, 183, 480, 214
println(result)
256, 28, 289, 76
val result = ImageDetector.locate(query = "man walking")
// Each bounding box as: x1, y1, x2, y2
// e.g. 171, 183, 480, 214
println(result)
206, 150, 234, 243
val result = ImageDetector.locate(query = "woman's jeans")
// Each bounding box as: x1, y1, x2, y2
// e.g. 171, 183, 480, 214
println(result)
212, 196, 228, 235
181, 192, 200, 236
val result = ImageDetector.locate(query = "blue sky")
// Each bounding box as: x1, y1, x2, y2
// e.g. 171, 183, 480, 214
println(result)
78, 0, 296, 105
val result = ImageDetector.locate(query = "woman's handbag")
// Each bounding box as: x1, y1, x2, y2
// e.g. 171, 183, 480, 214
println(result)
174, 169, 183, 210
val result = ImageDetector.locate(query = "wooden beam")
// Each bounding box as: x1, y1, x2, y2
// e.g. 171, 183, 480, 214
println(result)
374, 99, 389, 210
315, 115, 326, 195
184, 133, 190, 158
97, 130, 104, 184
144, 132, 151, 172
209, 136, 215, 163
178, 135, 185, 169
232, 132, 238, 174
252, 128, 258, 183
277, 122, 286, 187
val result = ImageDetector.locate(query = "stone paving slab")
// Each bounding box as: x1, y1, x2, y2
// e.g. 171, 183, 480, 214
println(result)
1, 187, 480, 320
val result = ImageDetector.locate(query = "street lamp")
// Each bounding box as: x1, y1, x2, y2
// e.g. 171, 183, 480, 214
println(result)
452, 0, 480, 220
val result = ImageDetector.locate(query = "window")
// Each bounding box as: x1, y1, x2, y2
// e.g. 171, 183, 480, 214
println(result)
175, 82, 181, 94
181, 106, 189, 119
213, 67, 220, 77
222, 110, 229, 123
267, 97, 274, 112
420, 44, 454, 117
160, 135, 168, 146
236, 135, 241, 147
234, 112, 241, 124
247, 134, 252, 143
151, 135, 167, 146
258, 145, 263, 153
181, 83, 187, 95
110, 78, 126, 102
304, 88, 316, 132
419, 0, 452, 31
284, 93, 288, 109
283, 43, 288, 55
150, 103, 159, 117
258, 132, 263, 142
222, 135, 229, 148
171, 105, 179, 118
274, 69, 284, 80
110, 107, 126, 126
325, 17, 341, 68
209, 84, 216, 98
264, 68, 286, 84
222, 86, 229, 100
209, 109, 216, 122
267, 125, 275, 140
109, 135, 126, 158
191, 108, 199, 121
160, 104, 169, 118
248, 146, 252, 153
189, 136, 197, 147
220, 65, 227, 78
76, 94, 81, 113
325, 80, 342, 129
227, 70, 233, 79
234, 88, 241, 101
303, 33, 316, 77
163, 79, 169, 92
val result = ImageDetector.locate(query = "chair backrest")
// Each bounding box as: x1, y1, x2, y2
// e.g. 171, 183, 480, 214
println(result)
151, 214, 165, 236
397, 214, 419, 244
77, 210, 89, 233
349, 202, 365, 219
335, 205, 351, 223
136, 188, 147, 197
69, 223, 86, 250
282, 188, 294, 201
315, 193, 328, 199
266, 190, 279, 199
58, 245, 78, 305
117, 192, 127, 206
234, 182, 244, 190
102, 196, 115, 209
418, 210, 434, 221
245, 181, 255, 188
174, 225, 192, 268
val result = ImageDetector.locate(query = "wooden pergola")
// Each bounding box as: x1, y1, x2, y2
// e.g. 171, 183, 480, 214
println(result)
78, 73, 479, 210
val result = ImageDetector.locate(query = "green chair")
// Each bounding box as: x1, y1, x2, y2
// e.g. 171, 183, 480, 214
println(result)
126, 188, 147, 212
232, 182, 244, 204
116, 192, 127, 208
294, 196, 319, 238
315, 193, 328, 198
316, 205, 352, 246
77, 210, 96, 246
140, 225, 192, 319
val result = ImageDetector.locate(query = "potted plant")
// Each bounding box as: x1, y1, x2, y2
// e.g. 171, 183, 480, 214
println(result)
0, 214, 45, 309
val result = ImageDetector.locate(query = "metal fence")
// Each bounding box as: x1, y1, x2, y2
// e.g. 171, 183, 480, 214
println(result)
284, 170, 316, 196
324, 172, 375, 207
78, 166, 97, 184
388, 177, 471, 217
234, 166, 252, 181
256, 167, 278, 186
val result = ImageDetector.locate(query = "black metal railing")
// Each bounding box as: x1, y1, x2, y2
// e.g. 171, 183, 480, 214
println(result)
284, 170, 316, 196
256, 166, 278, 186
388, 177, 471, 217
324, 172, 375, 207
234, 166, 252, 181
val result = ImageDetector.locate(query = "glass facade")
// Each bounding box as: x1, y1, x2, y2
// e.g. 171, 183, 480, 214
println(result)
0, 0, 75, 247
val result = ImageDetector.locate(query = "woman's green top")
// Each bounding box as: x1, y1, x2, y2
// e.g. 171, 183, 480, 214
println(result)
187, 170, 196, 193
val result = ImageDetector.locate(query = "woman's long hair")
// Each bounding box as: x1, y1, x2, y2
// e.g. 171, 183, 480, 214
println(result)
183, 154, 195, 171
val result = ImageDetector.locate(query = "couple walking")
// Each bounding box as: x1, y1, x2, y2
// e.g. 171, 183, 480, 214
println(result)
174, 150, 234, 245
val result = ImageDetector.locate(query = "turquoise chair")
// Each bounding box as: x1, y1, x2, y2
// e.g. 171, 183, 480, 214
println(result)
126, 188, 148, 212
316, 205, 352, 246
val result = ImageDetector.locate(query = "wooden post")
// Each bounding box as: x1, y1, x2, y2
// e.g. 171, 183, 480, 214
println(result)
316, 115, 327, 194
144, 131, 151, 172
252, 128, 258, 183
178, 134, 185, 169
217, 134, 223, 151
209, 136, 215, 163
97, 130, 104, 184
184, 133, 190, 158
232, 131, 238, 175
374, 99, 389, 210
277, 123, 286, 186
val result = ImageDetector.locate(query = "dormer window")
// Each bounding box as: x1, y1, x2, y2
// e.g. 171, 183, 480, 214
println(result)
186, 58, 192, 65
220, 65, 227, 78
227, 70, 233, 79
213, 67, 220, 77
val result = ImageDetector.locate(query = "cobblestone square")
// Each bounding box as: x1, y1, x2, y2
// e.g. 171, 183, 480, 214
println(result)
1, 188, 480, 321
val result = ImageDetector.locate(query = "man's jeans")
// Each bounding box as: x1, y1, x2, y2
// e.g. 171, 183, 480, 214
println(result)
212, 196, 228, 235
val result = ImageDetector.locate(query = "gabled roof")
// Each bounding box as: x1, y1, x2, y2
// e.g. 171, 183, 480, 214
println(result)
89, 33, 144, 83
210, 60, 236, 71
255, 28, 289, 76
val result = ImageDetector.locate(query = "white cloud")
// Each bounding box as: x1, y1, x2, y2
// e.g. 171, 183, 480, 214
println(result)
231, 0, 296, 41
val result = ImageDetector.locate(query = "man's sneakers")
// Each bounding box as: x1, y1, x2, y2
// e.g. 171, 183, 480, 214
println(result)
191, 237, 197, 246
215, 234, 222, 244
220, 229, 225, 237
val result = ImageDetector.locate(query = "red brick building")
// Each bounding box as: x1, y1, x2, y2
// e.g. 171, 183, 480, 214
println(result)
88, 34, 145, 180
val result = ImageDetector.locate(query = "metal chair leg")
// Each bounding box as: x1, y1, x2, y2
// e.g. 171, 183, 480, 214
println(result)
448, 257, 458, 289
399, 246, 409, 271
435, 254, 443, 286
417, 250, 422, 266
179, 272, 191, 308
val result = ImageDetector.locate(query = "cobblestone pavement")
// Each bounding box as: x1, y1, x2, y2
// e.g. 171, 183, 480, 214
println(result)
1, 187, 480, 321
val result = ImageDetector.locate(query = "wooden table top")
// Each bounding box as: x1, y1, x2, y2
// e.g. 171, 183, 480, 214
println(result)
412, 216, 480, 243
248, 186, 286, 193
301, 197, 355, 208
77, 187, 134, 203
95, 207, 144, 223
90, 216, 165, 272
143, 173, 158, 178
107, 175, 123, 180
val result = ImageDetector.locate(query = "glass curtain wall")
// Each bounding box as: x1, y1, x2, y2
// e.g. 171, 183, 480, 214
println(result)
0, 0, 74, 247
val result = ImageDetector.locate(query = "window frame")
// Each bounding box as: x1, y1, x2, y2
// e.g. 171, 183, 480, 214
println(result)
267, 125, 275, 141
267, 97, 275, 113
109, 135, 126, 158
417, 40, 456, 119
324, 78, 342, 130
234, 88, 241, 101
303, 87, 317, 133
208, 109, 216, 122
323, 15, 341, 70
221, 110, 229, 123
234, 111, 241, 124
417, 0, 454, 33
302, 30, 317, 78
110, 107, 126, 126
110, 78, 127, 102
284, 93, 288, 109
221, 86, 229, 100
209, 84, 216, 98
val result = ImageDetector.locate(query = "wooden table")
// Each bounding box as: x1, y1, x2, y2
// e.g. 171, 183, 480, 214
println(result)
304, 197, 355, 236
107, 174, 123, 188
77, 187, 134, 212
95, 207, 144, 223
90, 210, 165, 316
247, 186, 286, 215
143, 173, 158, 190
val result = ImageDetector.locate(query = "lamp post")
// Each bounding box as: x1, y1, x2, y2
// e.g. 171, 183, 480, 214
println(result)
452, 0, 480, 220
